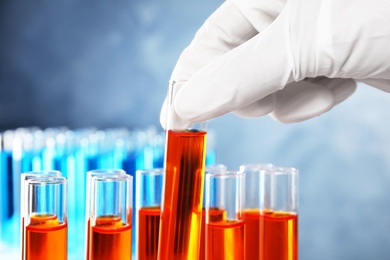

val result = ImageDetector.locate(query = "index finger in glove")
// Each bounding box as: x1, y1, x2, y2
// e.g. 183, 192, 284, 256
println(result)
161, 0, 260, 129
173, 10, 294, 123
171, 0, 258, 83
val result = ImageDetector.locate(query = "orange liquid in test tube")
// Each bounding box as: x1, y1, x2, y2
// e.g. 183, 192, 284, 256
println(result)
158, 130, 206, 260
138, 207, 161, 260
244, 209, 261, 260
90, 216, 132, 260
200, 208, 227, 259
25, 214, 67, 260
200, 210, 206, 260
206, 220, 245, 260
260, 211, 298, 260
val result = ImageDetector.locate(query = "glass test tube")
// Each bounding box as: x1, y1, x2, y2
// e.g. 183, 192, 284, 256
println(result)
200, 164, 227, 260
205, 170, 245, 260
158, 81, 207, 260
85, 169, 126, 260
24, 176, 68, 260
0, 132, 2, 225
20, 170, 62, 260
136, 168, 164, 260
88, 174, 132, 260
239, 163, 274, 260
259, 167, 298, 260
0, 130, 14, 243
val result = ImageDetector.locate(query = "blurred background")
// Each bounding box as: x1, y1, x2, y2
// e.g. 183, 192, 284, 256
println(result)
1, 0, 390, 259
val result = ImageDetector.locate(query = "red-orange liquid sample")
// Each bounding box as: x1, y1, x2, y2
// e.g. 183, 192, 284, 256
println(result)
200, 210, 206, 260
244, 209, 261, 260
206, 220, 245, 260
158, 130, 206, 260
89, 216, 132, 260
260, 211, 298, 260
200, 208, 227, 260
138, 207, 161, 260
25, 214, 67, 260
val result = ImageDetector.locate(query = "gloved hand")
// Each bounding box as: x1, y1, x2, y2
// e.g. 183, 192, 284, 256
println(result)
161, 0, 390, 128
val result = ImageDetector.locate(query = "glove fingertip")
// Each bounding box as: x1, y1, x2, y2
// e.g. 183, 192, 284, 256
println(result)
327, 79, 357, 105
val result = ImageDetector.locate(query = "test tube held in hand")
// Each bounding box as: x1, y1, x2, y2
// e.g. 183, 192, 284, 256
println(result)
260, 167, 299, 260
205, 170, 245, 260
88, 174, 132, 260
24, 176, 68, 260
158, 81, 207, 260
136, 168, 164, 260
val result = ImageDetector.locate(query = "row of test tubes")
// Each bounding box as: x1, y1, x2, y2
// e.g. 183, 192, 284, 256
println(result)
20, 169, 132, 260
136, 164, 298, 260
0, 126, 216, 258
20, 164, 297, 260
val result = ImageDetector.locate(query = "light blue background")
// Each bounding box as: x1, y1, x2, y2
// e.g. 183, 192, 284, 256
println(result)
1, 0, 390, 259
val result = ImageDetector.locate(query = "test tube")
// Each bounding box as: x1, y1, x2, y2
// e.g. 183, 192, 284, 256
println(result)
205, 130, 217, 166
158, 81, 207, 259
20, 170, 62, 260
205, 170, 245, 260
88, 174, 132, 260
135, 168, 164, 260
239, 163, 274, 259
200, 164, 227, 260
150, 131, 165, 168
259, 167, 299, 260
0, 132, 12, 240
23, 176, 68, 260
85, 169, 126, 260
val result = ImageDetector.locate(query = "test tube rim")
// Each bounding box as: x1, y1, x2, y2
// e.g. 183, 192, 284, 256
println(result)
22, 170, 62, 177
136, 168, 164, 177
87, 169, 126, 175
206, 170, 244, 180
239, 163, 275, 172
205, 164, 228, 174
27, 176, 68, 185
266, 166, 299, 176
92, 174, 132, 183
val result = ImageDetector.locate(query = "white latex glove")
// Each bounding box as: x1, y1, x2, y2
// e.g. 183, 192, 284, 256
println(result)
161, 0, 390, 128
